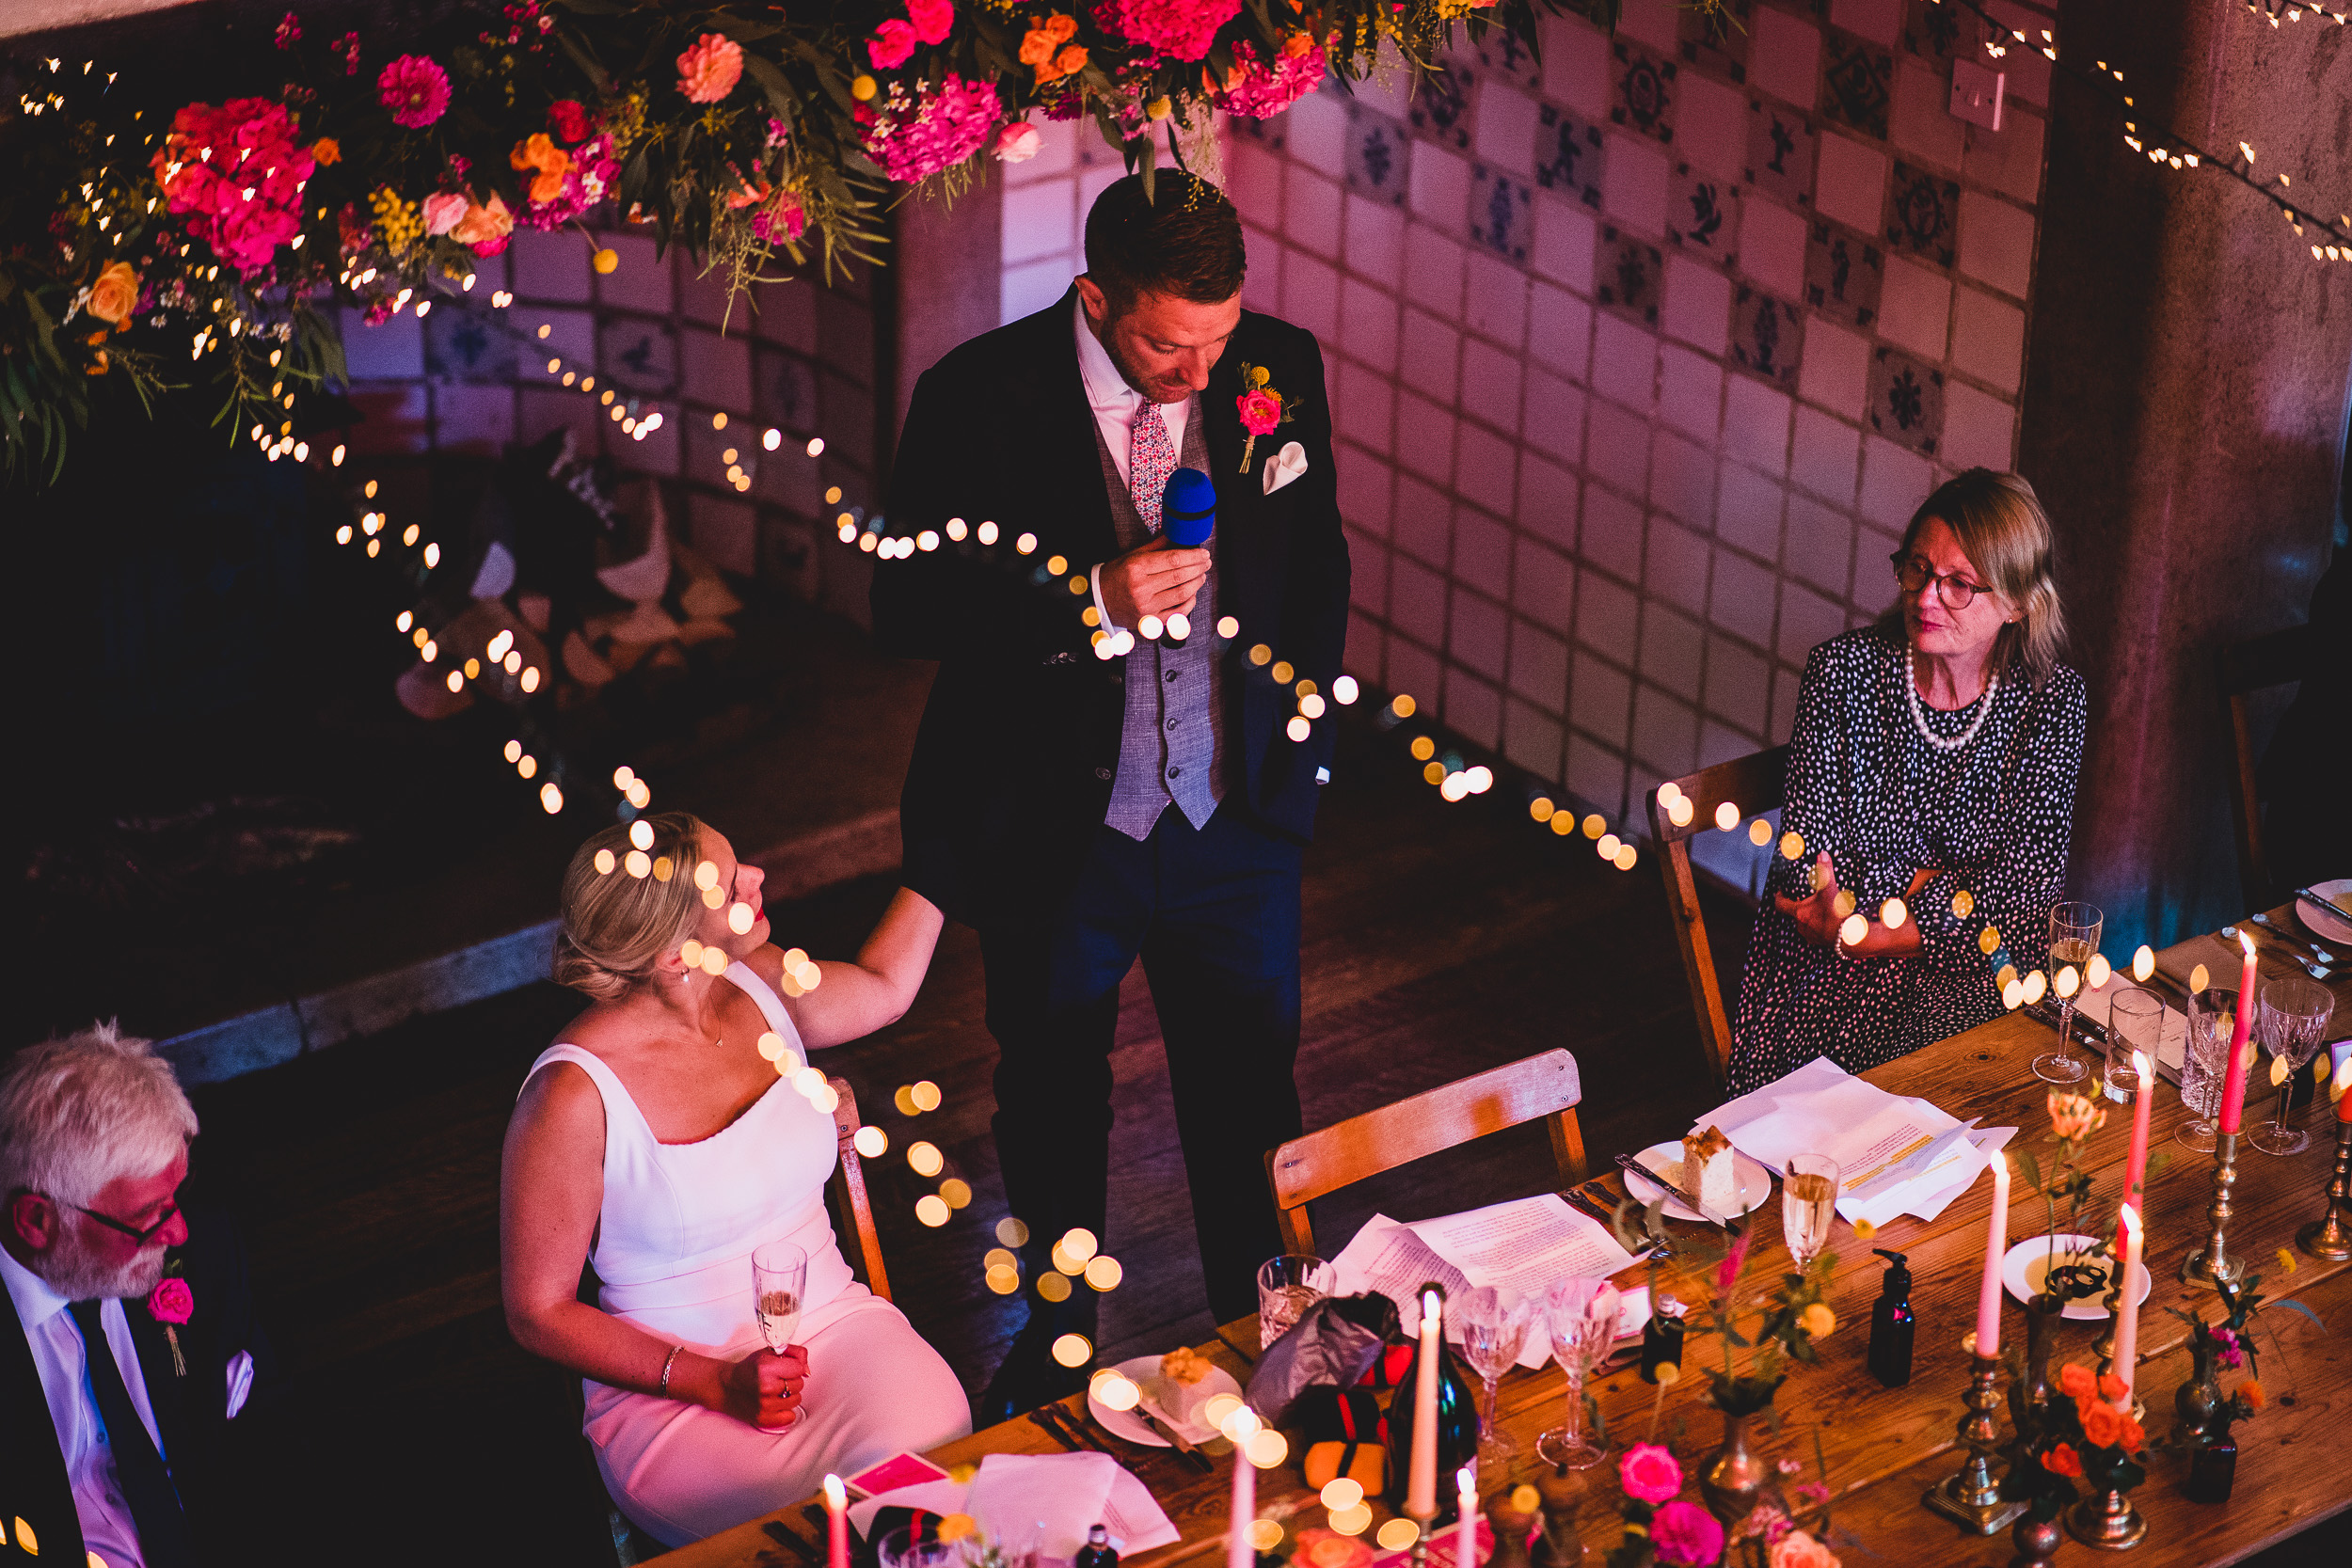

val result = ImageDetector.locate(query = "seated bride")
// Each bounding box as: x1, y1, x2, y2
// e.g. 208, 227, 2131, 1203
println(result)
502, 812, 970, 1546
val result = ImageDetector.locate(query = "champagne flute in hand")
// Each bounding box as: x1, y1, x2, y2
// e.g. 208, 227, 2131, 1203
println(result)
1781, 1154, 1841, 1268
751, 1240, 807, 1431
2033, 901, 2102, 1085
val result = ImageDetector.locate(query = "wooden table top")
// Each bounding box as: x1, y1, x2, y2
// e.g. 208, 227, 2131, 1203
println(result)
657, 907, 2352, 1567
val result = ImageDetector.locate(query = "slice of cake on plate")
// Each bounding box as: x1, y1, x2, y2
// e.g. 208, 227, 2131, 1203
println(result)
1680, 1125, 1738, 1215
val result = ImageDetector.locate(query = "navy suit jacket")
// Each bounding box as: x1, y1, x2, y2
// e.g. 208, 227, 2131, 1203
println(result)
872, 291, 1351, 927
0, 1203, 278, 1567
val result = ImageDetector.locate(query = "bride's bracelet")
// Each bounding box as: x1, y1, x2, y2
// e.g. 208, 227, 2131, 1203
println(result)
660, 1343, 685, 1396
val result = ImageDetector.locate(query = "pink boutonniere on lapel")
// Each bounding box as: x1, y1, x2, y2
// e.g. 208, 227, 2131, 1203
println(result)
148, 1262, 193, 1376
1234, 361, 1295, 475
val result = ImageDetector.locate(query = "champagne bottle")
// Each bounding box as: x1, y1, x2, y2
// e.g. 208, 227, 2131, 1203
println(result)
1384, 1289, 1482, 1523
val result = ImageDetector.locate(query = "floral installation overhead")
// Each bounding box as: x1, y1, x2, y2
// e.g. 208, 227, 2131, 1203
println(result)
0, 0, 1585, 483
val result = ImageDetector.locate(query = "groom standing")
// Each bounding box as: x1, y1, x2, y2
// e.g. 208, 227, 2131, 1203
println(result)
875, 171, 1348, 1416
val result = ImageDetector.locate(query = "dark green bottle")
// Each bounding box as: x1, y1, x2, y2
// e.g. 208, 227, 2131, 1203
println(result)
1384, 1284, 1482, 1524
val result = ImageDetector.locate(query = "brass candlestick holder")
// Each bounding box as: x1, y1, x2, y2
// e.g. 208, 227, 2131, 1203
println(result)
2064, 1483, 2148, 1550
1923, 1351, 2025, 1534
2179, 1129, 2244, 1286
1406, 1508, 1435, 1568
2295, 1115, 2352, 1261
2089, 1277, 2146, 1423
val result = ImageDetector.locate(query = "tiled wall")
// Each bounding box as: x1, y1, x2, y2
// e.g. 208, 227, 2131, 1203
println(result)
999, 0, 2053, 826
997, 118, 1136, 323
336, 228, 883, 621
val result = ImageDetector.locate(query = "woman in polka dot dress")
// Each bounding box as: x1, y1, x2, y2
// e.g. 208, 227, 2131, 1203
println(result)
1726, 468, 2088, 1096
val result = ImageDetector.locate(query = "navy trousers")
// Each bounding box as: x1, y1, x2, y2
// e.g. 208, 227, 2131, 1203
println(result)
979, 805, 1305, 1327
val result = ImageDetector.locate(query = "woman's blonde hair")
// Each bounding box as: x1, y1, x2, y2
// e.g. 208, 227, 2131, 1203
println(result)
1883, 467, 2068, 689
553, 812, 710, 1003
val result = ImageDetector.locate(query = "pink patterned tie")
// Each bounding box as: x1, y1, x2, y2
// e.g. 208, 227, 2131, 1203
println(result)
1128, 403, 1177, 534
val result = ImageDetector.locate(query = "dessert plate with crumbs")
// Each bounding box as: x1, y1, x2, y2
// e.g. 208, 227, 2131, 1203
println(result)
1620, 1141, 1772, 1224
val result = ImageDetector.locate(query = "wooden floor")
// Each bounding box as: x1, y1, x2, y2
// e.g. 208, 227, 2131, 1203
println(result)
183, 711, 1749, 1566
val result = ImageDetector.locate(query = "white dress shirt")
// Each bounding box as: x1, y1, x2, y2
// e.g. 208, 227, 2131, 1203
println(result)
1077, 298, 1196, 631
2, 1246, 256, 1568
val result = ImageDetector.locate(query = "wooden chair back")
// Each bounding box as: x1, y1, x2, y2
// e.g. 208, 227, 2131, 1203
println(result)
2215, 624, 2312, 911
1264, 1051, 1587, 1257
1647, 745, 1788, 1092
825, 1075, 891, 1303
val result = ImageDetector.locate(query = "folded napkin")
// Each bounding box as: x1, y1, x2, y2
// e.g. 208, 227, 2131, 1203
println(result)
850, 1451, 1179, 1558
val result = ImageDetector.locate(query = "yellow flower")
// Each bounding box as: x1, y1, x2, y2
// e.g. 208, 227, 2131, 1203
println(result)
1251, 365, 1271, 386
1851, 1218, 1877, 1243
850, 73, 878, 101
1147, 95, 1173, 119
937, 1514, 977, 1543
2277, 1247, 2296, 1275
1801, 1303, 1836, 1338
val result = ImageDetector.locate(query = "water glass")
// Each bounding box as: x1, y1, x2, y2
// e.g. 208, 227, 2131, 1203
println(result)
2033, 901, 2103, 1085
1456, 1285, 1534, 1475
2178, 988, 2237, 1151
2106, 986, 2166, 1104
1256, 1254, 1334, 1348
1781, 1153, 1841, 1268
2249, 976, 2336, 1157
878, 1526, 968, 1568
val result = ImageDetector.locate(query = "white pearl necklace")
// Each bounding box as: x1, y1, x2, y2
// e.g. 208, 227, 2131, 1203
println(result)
1905, 646, 1998, 752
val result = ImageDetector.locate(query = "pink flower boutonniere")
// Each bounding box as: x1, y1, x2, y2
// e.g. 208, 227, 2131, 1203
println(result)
148, 1266, 193, 1376
1234, 361, 1295, 475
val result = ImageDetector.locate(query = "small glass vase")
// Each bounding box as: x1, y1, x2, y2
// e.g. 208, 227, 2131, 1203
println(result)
1698, 1408, 1769, 1523
2173, 1344, 2223, 1441
2010, 1293, 2064, 1442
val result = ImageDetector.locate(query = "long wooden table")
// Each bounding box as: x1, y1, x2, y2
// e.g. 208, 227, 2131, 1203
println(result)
660, 908, 2352, 1566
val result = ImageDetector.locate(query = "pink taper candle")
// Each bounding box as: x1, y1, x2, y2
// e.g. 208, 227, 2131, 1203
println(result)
2112, 1205, 2144, 1401
1406, 1287, 1442, 1519
1227, 1429, 1255, 1568
823, 1474, 848, 1568
2217, 932, 2258, 1134
2116, 1049, 2153, 1261
1974, 1149, 2010, 1358
1456, 1465, 1478, 1567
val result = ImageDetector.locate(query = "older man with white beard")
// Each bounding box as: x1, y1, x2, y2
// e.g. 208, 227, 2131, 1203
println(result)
1, 1024, 276, 1568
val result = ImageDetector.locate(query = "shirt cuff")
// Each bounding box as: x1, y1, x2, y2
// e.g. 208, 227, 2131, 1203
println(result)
1090, 563, 1125, 634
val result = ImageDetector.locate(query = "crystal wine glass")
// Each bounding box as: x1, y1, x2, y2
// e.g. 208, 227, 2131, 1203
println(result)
1781, 1153, 1841, 1268
1535, 1279, 1616, 1470
1456, 1285, 1534, 1478
2033, 901, 2103, 1085
751, 1240, 807, 1431
2176, 988, 2236, 1152
2248, 976, 2335, 1157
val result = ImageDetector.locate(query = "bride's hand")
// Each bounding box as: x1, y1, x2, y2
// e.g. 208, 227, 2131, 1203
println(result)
716, 1344, 809, 1429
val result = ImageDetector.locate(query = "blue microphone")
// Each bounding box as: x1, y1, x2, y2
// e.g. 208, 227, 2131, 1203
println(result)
1158, 467, 1215, 643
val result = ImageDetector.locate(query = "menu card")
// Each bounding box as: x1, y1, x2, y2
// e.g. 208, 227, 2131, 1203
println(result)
848, 1451, 1179, 1557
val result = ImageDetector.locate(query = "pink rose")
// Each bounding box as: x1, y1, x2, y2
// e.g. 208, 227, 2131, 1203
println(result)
1768, 1530, 1839, 1568
908, 0, 956, 44
452, 192, 515, 249
1237, 387, 1282, 436
676, 32, 744, 103
1619, 1442, 1683, 1504
147, 1277, 194, 1325
1651, 1500, 1725, 1568
869, 19, 918, 70
993, 121, 1042, 163
378, 55, 451, 129
421, 191, 469, 236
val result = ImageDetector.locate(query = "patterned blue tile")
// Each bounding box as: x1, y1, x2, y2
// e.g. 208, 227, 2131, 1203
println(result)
1746, 99, 1815, 208
1668, 166, 1739, 255
1731, 286, 1803, 387
1884, 161, 1957, 268
1612, 41, 1679, 143
1411, 61, 1473, 150
1804, 220, 1882, 330
1535, 103, 1606, 209
1470, 166, 1534, 261
1345, 104, 1412, 207
1597, 227, 1663, 326
1867, 345, 1944, 455
1819, 27, 1894, 140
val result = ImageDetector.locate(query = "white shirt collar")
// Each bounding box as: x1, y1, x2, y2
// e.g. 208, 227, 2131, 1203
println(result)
0, 1240, 72, 1334
1073, 294, 1135, 415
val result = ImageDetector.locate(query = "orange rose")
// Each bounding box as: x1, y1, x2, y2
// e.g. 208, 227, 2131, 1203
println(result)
2096, 1371, 2129, 1403
2042, 1443, 2083, 1479
2118, 1415, 2146, 1453
2057, 1364, 2095, 1401
451, 193, 515, 247
312, 136, 341, 165
2079, 1399, 2124, 1449
86, 261, 138, 326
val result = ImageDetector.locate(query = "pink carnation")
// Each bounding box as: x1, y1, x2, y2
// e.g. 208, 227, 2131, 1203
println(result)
378, 55, 451, 129
1651, 1501, 1725, 1568
676, 32, 743, 103
908, 0, 956, 44
1214, 37, 1327, 119
149, 97, 317, 274
1096, 0, 1240, 62
1619, 1443, 1683, 1505
752, 191, 807, 245
869, 19, 918, 70
147, 1277, 194, 1325
856, 71, 1004, 185
421, 191, 469, 236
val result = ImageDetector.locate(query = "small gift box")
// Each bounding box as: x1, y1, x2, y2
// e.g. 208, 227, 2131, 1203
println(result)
1295, 1387, 1388, 1493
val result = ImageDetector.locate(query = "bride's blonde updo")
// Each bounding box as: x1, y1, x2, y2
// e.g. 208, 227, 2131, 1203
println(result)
553, 811, 712, 1002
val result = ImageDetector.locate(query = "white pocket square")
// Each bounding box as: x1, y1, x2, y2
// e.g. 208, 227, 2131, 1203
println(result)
1262, 440, 1309, 496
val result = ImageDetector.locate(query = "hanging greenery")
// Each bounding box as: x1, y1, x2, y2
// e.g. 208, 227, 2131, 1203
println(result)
0, 0, 1574, 484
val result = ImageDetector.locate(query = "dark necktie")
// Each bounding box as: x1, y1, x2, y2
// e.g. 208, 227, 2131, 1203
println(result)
68, 1299, 199, 1568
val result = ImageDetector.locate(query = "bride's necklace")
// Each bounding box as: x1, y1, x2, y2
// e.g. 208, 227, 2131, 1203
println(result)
1904, 645, 1997, 752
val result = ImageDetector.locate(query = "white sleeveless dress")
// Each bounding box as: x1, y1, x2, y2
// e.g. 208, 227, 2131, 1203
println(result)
523, 960, 971, 1546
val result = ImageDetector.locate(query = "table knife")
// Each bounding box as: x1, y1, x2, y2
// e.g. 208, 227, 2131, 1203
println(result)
1045, 1402, 1114, 1455
1615, 1151, 1733, 1227
1026, 1408, 1078, 1450
1135, 1396, 1215, 1471
2298, 887, 2352, 925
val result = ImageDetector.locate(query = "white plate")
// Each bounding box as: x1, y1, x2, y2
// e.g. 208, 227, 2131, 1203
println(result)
1086, 1354, 1242, 1448
2002, 1234, 2152, 1321
2296, 879, 2352, 947
1621, 1140, 1772, 1223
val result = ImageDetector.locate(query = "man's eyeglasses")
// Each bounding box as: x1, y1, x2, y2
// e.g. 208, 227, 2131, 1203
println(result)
72, 1199, 181, 1245
1891, 551, 1990, 611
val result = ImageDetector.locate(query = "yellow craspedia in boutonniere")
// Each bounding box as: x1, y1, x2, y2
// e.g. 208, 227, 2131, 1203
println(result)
1234, 360, 1295, 474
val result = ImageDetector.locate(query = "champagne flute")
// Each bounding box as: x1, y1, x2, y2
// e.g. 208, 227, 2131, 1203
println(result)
2247, 976, 2335, 1157
1456, 1286, 1534, 1477
1781, 1153, 1841, 1268
1535, 1279, 1616, 1470
751, 1240, 808, 1431
2033, 901, 2102, 1085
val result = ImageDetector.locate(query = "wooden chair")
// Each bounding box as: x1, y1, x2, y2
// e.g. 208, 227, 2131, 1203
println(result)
1264, 1051, 1588, 1257
594, 1072, 893, 1565
1647, 745, 1788, 1092
2216, 624, 2312, 911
